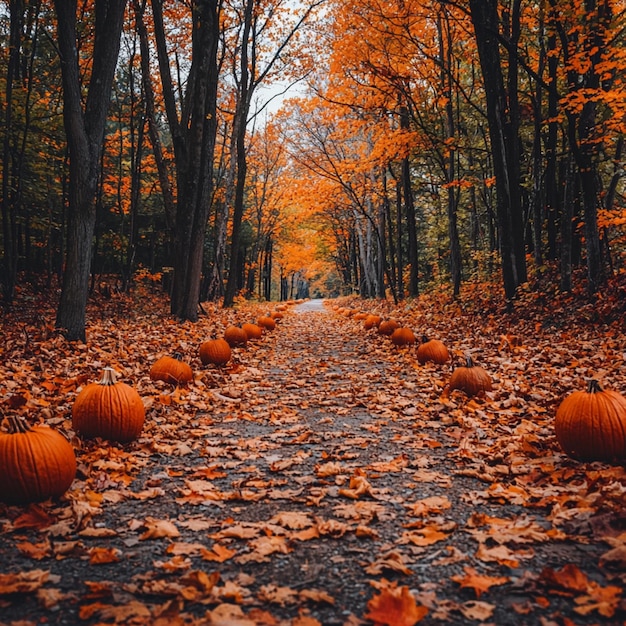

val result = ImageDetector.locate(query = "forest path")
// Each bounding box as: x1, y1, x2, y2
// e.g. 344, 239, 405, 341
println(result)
0, 301, 620, 625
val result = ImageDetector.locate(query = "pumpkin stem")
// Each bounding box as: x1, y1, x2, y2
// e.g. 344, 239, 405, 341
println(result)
586, 379, 603, 394
464, 356, 475, 368
98, 367, 118, 386
2, 415, 32, 434
173, 352, 184, 361
421, 334, 429, 344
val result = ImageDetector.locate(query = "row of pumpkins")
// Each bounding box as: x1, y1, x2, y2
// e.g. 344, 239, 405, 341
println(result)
334, 305, 626, 465
0, 308, 289, 506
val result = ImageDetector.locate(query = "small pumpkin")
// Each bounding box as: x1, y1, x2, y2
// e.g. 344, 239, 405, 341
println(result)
257, 316, 276, 331
364, 314, 382, 330
416, 337, 450, 365
353, 312, 368, 321
72, 368, 145, 443
0, 415, 77, 504
149, 353, 193, 385
448, 356, 492, 396
199, 338, 232, 366
555, 379, 626, 462
378, 320, 399, 336
391, 327, 416, 346
270, 311, 284, 320
242, 323, 263, 341
224, 325, 248, 347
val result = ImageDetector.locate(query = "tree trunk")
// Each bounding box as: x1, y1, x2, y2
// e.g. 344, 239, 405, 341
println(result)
400, 107, 418, 297
438, 12, 462, 298
54, 0, 128, 341
151, 0, 220, 320
469, 0, 525, 302
1, 0, 25, 305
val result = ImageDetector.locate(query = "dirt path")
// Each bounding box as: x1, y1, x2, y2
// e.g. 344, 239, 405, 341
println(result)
0, 303, 623, 625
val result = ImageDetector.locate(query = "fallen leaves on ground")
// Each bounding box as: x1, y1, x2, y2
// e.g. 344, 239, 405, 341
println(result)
1, 282, 625, 624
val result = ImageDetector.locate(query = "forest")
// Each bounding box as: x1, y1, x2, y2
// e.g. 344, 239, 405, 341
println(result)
0, 0, 625, 341
1, 2, 626, 624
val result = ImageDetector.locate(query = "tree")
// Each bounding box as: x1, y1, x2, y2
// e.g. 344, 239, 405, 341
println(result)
54, 0, 128, 341
150, 0, 221, 321
468, 0, 526, 303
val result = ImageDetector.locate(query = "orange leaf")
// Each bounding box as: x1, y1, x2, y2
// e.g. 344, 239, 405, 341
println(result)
451, 566, 510, 598
88, 547, 121, 564
365, 582, 428, 625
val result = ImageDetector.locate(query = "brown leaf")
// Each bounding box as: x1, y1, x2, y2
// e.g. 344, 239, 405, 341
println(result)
0, 569, 49, 594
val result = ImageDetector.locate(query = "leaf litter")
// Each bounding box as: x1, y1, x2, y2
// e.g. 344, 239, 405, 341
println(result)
0, 284, 625, 625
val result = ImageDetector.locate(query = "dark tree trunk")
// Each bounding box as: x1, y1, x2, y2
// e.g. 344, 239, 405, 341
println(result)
54, 0, 128, 341
469, 0, 526, 302
554, 0, 609, 294
438, 12, 462, 298
1, 0, 23, 305
152, 0, 221, 320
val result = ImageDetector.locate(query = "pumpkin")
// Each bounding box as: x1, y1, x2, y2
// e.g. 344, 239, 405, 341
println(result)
364, 314, 382, 330
199, 338, 232, 366
149, 353, 193, 385
257, 316, 276, 331
270, 311, 284, 320
391, 327, 416, 346
72, 368, 145, 443
0, 415, 77, 504
353, 312, 368, 321
555, 379, 626, 462
242, 323, 263, 340
378, 320, 399, 336
224, 325, 248, 347
416, 337, 450, 365
448, 356, 492, 396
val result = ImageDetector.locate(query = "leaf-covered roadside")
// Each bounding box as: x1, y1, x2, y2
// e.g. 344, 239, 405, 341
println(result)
1, 280, 625, 625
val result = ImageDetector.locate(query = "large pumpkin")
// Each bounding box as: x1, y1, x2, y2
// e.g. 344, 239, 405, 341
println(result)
72, 368, 145, 443
555, 380, 626, 462
224, 325, 248, 347
199, 338, 232, 366
416, 337, 450, 365
448, 357, 492, 396
0, 416, 76, 504
391, 327, 416, 346
149, 354, 193, 385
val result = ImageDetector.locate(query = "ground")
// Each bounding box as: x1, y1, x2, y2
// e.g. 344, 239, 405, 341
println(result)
0, 282, 625, 625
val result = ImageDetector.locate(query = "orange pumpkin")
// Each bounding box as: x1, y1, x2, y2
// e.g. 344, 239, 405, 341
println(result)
149, 354, 193, 385
416, 337, 450, 365
555, 379, 626, 462
391, 327, 416, 346
72, 368, 145, 443
270, 311, 284, 320
448, 357, 492, 396
257, 316, 276, 331
364, 314, 382, 330
224, 325, 248, 347
378, 320, 399, 336
0, 416, 76, 504
199, 338, 232, 366
242, 323, 263, 340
